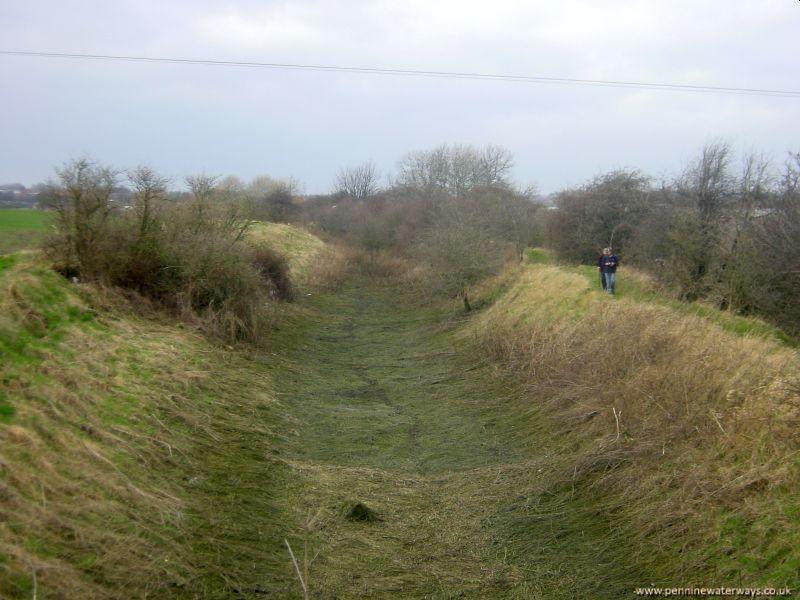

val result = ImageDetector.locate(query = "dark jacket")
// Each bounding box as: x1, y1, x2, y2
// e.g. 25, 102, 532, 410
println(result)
600, 255, 618, 273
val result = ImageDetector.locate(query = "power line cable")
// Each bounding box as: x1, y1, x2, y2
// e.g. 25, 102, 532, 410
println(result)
1, 49, 798, 98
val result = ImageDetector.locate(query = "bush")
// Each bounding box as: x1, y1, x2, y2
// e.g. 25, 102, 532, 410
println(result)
250, 245, 294, 301
414, 197, 517, 310
41, 158, 119, 280
43, 160, 294, 342
543, 169, 651, 265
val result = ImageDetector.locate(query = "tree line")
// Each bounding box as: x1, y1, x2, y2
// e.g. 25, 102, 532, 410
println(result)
317, 141, 800, 334
315, 144, 539, 310
544, 143, 800, 335
34, 140, 800, 336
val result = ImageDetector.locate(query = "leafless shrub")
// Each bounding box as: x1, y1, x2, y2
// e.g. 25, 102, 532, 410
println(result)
43, 160, 295, 342
250, 245, 294, 301
415, 198, 517, 310
396, 143, 514, 197
333, 161, 381, 199
42, 158, 120, 280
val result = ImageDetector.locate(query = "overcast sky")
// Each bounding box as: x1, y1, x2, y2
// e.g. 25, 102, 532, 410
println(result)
1, 0, 797, 194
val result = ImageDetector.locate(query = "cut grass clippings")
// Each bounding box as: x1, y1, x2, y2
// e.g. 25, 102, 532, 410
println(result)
3, 240, 798, 598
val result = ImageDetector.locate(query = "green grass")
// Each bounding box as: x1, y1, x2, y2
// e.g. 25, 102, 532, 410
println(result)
0, 256, 101, 432
0, 209, 51, 231
0, 392, 14, 424
246, 221, 326, 282
271, 281, 527, 473
4, 244, 796, 598
245, 277, 650, 598
523, 247, 553, 264
0, 209, 52, 254
0, 259, 97, 362
527, 249, 800, 347
0, 255, 17, 272
0, 253, 296, 598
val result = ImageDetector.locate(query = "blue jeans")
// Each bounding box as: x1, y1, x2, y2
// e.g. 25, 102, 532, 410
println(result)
603, 272, 616, 294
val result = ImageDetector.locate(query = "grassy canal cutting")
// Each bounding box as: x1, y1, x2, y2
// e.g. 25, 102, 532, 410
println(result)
265, 279, 565, 598
0, 250, 584, 598
1, 217, 798, 598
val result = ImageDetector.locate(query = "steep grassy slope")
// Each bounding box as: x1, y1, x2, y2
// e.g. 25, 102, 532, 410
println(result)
0, 219, 348, 598
471, 260, 800, 589
525, 247, 797, 346
0, 252, 304, 598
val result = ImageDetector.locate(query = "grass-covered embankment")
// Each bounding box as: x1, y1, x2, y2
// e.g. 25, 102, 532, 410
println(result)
0, 224, 335, 598
3, 231, 798, 598
0, 243, 544, 598
470, 258, 800, 589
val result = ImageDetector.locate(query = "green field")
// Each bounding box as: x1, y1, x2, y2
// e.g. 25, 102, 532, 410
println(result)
0, 208, 52, 254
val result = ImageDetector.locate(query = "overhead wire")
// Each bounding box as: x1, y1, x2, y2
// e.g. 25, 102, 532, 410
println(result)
1, 49, 798, 98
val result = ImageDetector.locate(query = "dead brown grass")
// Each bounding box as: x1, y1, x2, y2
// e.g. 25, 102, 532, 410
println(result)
348, 249, 419, 281
303, 243, 356, 290
470, 263, 800, 583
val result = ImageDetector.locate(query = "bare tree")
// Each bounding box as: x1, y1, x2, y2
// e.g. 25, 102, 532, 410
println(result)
43, 158, 119, 278
687, 141, 735, 222
220, 175, 246, 192
247, 175, 300, 199
396, 143, 515, 197
476, 144, 514, 188
781, 151, 800, 196
416, 198, 515, 310
449, 144, 480, 197
396, 146, 448, 192
184, 173, 219, 233
670, 142, 736, 298
746, 151, 800, 332
185, 173, 218, 203
334, 161, 380, 199
129, 166, 169, 240
712, 152, 772, 309
245, 176, 300, 222
544, 169, 651, 264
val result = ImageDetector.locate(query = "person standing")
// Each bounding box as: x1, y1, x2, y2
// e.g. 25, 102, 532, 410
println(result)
597, 249, 607, 290
600, 247, 619, 295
